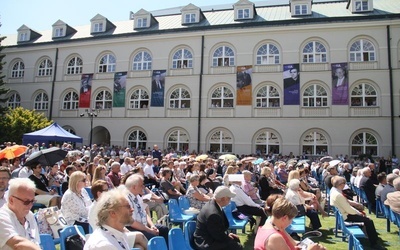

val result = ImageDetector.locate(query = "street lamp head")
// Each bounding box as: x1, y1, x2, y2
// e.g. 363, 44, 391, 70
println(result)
80, 113, 85, 117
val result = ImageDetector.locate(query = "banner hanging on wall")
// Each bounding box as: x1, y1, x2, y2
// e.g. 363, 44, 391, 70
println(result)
236, 65, 253, 106
78, 73, 93, 108
113, 71, 127, 107
150, 70, 166, 107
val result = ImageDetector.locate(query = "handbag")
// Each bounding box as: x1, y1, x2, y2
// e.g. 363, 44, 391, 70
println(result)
44, 206, 68, 238
65, 225, 86, 250
36, 207, 53, 236
296, 204, 306, 217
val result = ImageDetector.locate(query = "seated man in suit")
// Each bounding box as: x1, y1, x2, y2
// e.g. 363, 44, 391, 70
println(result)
194, 186, 243, 250
384, 177, 400, 214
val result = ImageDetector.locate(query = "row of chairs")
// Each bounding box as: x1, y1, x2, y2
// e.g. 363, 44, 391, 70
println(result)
148, 221, 196, 250
376, 199, 400, 236
332, 207, 366, 250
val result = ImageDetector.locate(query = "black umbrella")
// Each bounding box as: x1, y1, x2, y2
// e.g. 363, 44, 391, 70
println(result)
24, 147, 68, 167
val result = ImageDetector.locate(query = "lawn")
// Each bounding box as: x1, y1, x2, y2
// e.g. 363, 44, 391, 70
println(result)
238, 212, 400, 250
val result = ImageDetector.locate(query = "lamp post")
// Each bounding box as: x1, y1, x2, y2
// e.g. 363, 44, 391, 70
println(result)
80, 108, 100, 159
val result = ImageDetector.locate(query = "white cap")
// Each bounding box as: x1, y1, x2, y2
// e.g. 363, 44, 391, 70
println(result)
214, 186, 236, 199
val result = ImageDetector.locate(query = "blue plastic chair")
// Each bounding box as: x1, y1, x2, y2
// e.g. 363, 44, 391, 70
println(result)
375, 198, 386, 218
168, 227, 187, 250
222, 201, 248, 233
286, 215, 306, 234
84, 187, 94, 200
178, 196, 191, 212
168, 199, 196, 229
336, 209, 365, 241
358, 189, 371, 214
59, 225, 85, 250
40, 234, 56, 250
348, 233, 364, 250
148, 236, 168, 250
184, 221, 196, 250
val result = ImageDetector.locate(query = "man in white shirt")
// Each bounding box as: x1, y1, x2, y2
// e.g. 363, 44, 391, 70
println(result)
120, 157, 133, 176
143, 158, 159, 188
84, 188, 147, 250
18, 165, 32, 178
0, 178, 41, 250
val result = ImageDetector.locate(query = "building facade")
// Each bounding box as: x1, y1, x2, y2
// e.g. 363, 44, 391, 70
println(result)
2, 0, 400, 158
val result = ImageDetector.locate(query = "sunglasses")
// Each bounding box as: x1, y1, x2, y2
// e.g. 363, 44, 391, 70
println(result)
12, 195, 36, 206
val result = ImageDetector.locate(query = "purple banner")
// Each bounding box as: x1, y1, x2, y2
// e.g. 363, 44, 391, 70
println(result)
331, 63, 349, 105
283, 64, 300, 105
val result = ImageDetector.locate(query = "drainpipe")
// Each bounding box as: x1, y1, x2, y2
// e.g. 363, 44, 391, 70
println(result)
386, 25, 395, 155
49, 48, 59, 120
197, 36, 204, 153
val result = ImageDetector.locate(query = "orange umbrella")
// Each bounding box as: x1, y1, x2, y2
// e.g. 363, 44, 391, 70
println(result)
0, 145, 28, 160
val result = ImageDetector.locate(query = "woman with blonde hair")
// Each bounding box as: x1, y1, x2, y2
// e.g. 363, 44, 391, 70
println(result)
223, 165, 238, 186
61, 171, 93, 234
258, 167, 284, 200
92, 165, 114, 189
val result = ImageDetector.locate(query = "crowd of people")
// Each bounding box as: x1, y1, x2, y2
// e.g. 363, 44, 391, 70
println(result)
0, 140, 399, 250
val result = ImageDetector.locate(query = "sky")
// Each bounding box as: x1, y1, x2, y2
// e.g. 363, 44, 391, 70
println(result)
0, 0, 238, 35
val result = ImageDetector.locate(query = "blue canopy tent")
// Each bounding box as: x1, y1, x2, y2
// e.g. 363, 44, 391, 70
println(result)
23, 122, 83, 145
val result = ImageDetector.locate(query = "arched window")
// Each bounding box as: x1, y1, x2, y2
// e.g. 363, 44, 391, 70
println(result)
95, 90, 112, 109
302, 41, 327, 63
11, 61, 24, 78
62, 90, 79, 110
211, 86, 234, 108
212, 46, 235, 67
169, 88, 190, 108
209, 130, 233, 153
172, 49, 193, 69
98, 54, 116, 73
7, 93, 21, 109
133, 51, 152, 71
302, 84, 328, 107
301, 130, 328, 155
64, 127, 76, 135
350, 39, 375, 62
256, 85, 280, 107
351, 131, 378, 156
129, 89, 149, 109
66, 56, 83, 75
38, 59, 53, 76
167, 129, 190, 152
350, 83, 377, 107
127, 129, 147, 150
254, 130, 280, 155
256, 44, 280, 65
34, 92, 49, 110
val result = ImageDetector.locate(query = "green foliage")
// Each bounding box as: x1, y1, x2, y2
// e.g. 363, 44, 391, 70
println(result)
0, 35, 10, 115
0, 107, 52, 144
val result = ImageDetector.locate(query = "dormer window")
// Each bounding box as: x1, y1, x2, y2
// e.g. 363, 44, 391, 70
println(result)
238, 9, 250, 19
137, 18, 147, 28
185, 13, 196, 23
55, 28, 64, 37
94, 22, 104, 32
355, 0, 368, 11
19, 32, 28, 42
295, 4, 308, 15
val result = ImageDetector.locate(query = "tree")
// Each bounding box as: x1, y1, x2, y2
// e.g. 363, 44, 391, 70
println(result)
0, 107, 53, 144
0, 35, 10, 115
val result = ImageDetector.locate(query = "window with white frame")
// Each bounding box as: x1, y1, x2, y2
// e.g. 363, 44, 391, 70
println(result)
254, 130, 280, 155
133, 51, 152, 71
355, 0, 369, 11
55, 27, 64, 37
211, 86, 234, 108
302, 84, 328, 107
169, 88, 190, 108
38, 59, 53, 76
351, 131, 378, 156
98, 54, 116, 73
212, 46, 235, 67
11, 61, 25, 78
238, 9, 250, 19
127, 129, 147, 150
34, 92, 49, 110
350, 39, 375, 62
295, 4, 308, 15
302, 130, 328, 155
303, 41, 327, 63
95, 90, 112, 109
137, 18, 148, 28
19, 32, 28, 42
184, 13, 196, 23
256, 85, 280, 108
350, 83, 377, 107
93, 22, 103, 32
256, 44, 280, 65
129, 89, 149, 109
167, 129, 189, 152
66, 57, 83, 75
7, 93, 21, 109
209, 130, 233, 153
62, 91, 79, 110
172, 49, 193, 69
